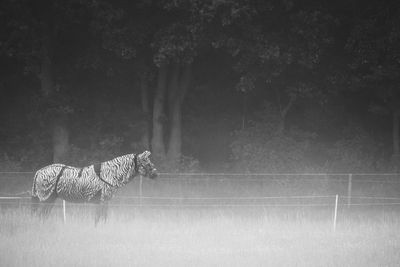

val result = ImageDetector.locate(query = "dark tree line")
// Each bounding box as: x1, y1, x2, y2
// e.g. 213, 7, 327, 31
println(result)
0, 0, 399, 172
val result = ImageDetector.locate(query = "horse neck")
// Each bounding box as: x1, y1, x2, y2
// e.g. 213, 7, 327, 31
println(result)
104, 155, 135, 186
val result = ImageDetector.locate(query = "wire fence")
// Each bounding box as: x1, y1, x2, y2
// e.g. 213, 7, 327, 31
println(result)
1, 172, 400, 210
0, 171, 399, 233
1, 193, 400, 232
1, 172, 400, 200
2, 198, 400, 208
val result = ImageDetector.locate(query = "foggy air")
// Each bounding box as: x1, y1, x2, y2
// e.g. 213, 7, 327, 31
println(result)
1, 1, 400, 266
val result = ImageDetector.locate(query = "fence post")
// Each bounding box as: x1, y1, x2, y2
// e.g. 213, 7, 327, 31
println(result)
333, 194, 338, 232
63, 200, 66, 224
139, 175, 143, 206
347, 174, 352, 207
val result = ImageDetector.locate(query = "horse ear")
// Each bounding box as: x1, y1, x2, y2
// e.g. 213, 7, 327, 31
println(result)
139, 151, 151, 159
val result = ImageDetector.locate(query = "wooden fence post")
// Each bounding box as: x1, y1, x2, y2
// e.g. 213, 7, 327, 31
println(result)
333, 194, 338, 232
63, 200, 66, 224
139, 175, 143, 206
347, 174, 352, 207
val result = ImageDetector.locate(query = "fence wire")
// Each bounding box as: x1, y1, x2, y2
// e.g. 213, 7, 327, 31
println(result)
1, 195, 400, 208
1, 172, 400, 208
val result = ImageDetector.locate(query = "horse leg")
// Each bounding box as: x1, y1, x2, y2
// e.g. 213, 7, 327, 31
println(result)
101, 202, 109, 223
95, 203, 102, 226
40, 195, 57, 220
94, 201, 108, 226
31, 196, 40, 216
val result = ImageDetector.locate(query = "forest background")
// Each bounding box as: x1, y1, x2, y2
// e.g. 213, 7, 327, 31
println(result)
1, 0, 399, 174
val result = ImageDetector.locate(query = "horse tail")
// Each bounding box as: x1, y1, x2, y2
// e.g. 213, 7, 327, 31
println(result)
31, 171, 40, 214
31, 171, 39, 198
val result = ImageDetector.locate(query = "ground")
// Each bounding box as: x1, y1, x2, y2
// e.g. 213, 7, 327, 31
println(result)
1, 205, 400, 267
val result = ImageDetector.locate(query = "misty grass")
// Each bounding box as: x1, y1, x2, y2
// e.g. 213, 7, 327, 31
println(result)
1, 207, 400, 267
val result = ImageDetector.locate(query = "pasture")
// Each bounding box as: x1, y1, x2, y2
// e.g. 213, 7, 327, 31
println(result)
1, 173, 400, 266
1, 205, 400, 267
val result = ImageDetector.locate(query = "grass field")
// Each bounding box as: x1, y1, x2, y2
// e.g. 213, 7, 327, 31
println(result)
1, 204, 400, 267
1, 173, 400, 266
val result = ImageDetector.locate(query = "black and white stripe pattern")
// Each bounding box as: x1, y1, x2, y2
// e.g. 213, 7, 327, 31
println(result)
31, 150, 157, 223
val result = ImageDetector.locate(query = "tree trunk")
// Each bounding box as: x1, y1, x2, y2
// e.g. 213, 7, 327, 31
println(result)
276, 94, 296, 135
167, 101, 182, 165
392, 109, 400, 171
39, 28, 69, 163
167, 63, 182, 165
39, 47, 53, 97
242, 92, 247, 129
140, 72, 150, 150
167, 64, 192, 166
52, 117, 69, 163
151, 64, 168, 160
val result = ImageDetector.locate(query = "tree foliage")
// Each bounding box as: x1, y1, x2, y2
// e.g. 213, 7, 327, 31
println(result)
0, 0, 397, 172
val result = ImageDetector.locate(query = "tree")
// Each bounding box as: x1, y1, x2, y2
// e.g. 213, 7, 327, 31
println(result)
205, 1, 338, 171
89, 1, 196, 168
1, 0, 137, 164
209, 1, 336, 131
345, 0, 400, 169
151, 21, 195, 167
89, 0, 154, 150
0, 0, 78, 163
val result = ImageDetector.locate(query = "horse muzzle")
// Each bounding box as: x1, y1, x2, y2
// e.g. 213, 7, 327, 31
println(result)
149, 169, 158, 179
